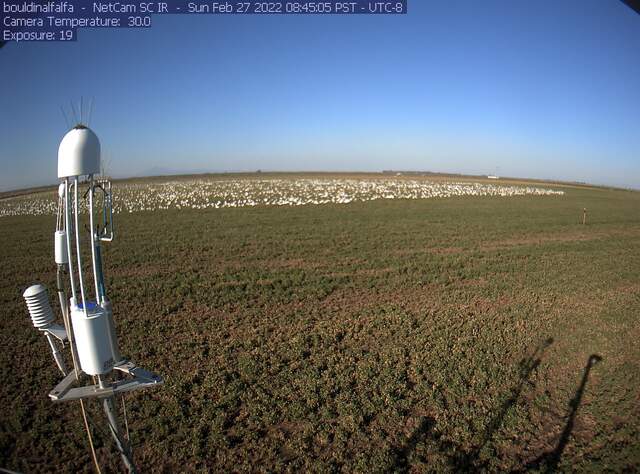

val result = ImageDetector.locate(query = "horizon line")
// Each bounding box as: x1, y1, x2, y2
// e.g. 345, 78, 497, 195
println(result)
1, 170, 638, 195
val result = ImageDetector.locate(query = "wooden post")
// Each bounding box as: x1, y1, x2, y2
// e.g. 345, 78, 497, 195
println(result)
582, 208, 587, 225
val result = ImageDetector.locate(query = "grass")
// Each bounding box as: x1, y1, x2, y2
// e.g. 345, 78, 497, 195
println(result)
1, 176, 639, 472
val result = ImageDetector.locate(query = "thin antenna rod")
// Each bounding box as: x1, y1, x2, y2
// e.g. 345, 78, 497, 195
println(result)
80, 97, 84, 126
88, 97, 95, 127
70, 100, 79, 125
60, 105, 71, 129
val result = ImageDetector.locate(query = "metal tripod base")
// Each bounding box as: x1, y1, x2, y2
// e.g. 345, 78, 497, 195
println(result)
49, 360, 163, 402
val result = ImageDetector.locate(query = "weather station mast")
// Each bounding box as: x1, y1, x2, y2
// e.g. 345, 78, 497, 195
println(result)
22, 116, 163, 472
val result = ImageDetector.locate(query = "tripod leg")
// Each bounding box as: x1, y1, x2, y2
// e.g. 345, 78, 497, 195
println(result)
102, 395, 137, 473
97, 375, 137, 473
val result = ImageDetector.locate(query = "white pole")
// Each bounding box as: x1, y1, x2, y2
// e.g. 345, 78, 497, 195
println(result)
88, 175, 101, 304
64, 179, 77, 301
74, 177, 88, 315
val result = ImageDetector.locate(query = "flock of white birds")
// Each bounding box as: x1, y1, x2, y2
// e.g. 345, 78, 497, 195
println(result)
0, 178, 565, 217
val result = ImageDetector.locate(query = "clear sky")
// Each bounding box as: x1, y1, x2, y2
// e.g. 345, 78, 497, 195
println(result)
1, 0, 639, 191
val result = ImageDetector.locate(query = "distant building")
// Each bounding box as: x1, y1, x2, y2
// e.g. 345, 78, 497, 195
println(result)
487, 175, 499, 179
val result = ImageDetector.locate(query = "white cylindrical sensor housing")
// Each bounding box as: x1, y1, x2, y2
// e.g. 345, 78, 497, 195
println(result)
71, 303, 117, 375
54, 230, 68, 264
23, 284, 55, 329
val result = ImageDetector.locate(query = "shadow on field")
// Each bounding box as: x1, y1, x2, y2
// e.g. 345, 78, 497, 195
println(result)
392, 416, 436, 470
526, 354, 603, 472
393, 338, 554, 471
447, 337, 555, 471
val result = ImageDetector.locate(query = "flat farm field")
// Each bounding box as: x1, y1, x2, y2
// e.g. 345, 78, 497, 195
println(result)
1, 173, 639, 472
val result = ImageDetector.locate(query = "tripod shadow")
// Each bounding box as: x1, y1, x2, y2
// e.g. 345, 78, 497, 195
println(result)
392, 415, 436, 470
527, 354, 602, 472
448, 337, 555, 471
391, 344, 602, 472
392, 338, 554, 471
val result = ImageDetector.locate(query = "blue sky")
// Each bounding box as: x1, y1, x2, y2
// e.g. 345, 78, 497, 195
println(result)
1, 0, 639, 191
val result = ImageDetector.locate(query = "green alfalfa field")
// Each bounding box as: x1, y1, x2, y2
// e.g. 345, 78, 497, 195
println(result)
1, 174, 639, 472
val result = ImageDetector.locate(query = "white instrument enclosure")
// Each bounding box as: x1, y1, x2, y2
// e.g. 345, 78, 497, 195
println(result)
71, 302, 117, 375
54, 230, 68, 264
58, 126, 100, 178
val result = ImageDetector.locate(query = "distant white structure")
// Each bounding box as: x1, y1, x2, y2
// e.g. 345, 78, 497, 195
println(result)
487, 175, 500, 179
